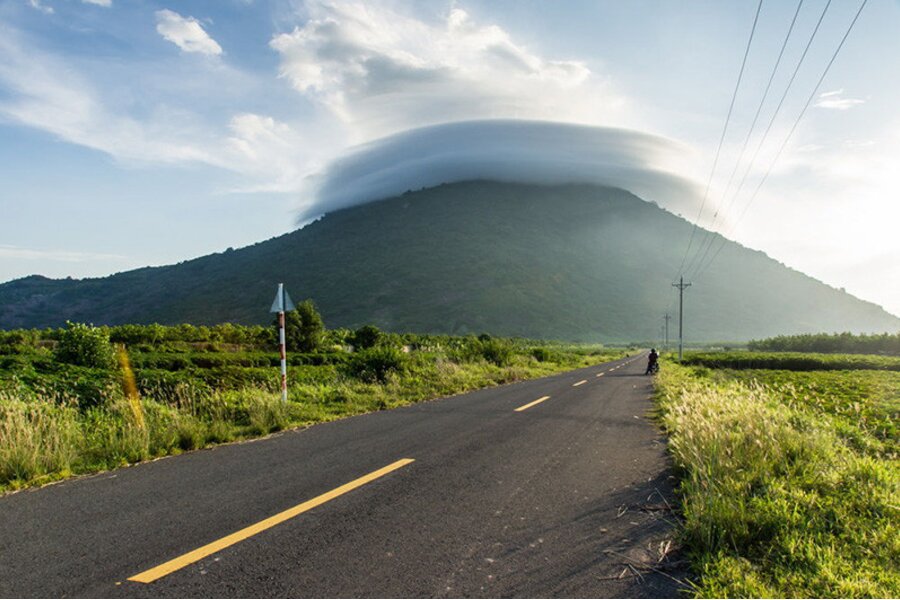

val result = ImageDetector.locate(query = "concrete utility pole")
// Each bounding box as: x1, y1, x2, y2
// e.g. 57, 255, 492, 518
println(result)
672, 277, 692, 360
663, 313, 671, 351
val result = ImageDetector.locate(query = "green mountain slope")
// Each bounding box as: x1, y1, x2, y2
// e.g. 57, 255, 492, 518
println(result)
1, 182, 897, 341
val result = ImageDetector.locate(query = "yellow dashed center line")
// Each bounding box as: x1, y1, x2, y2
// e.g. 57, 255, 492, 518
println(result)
573, 379, 588, 387
515, 396, 551, 412
128, 458, 415, 584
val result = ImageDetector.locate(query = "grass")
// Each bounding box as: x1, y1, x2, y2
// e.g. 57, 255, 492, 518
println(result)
710, 368, 898, 459
680, 350, 900, 371
0, 336, 626, 493
655, 361, 899, 598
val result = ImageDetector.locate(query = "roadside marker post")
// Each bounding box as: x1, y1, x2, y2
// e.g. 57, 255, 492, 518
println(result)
270, 283, 295, 403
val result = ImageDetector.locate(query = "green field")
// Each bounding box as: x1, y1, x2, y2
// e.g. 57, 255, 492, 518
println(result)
656, 352, 899, 597
0, 323, 626, 493
679, 350, 900, 371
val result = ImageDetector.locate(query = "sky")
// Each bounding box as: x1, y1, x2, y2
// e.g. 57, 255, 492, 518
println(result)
0, 0, 898, 317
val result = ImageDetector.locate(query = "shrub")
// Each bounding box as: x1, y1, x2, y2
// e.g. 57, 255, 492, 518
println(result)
480, 338, 513, 366
347, 346, 407, 383
531, 347, 559, 362
54, 322, 115, 369
352, 325, 382, 350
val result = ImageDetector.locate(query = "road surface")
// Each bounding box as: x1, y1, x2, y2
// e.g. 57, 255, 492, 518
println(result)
0, 354, 686, 597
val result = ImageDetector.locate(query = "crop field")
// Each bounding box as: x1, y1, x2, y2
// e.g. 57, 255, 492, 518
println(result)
656, 352, 899, 598
0, 323, 626, 493
679, 350, 900, 371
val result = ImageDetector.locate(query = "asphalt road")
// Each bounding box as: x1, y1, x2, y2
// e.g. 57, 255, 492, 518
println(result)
0, 354, 687, 598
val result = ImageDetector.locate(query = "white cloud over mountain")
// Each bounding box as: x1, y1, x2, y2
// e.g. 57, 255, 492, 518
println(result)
312, 119, 699, 220
270, 2, 631, 139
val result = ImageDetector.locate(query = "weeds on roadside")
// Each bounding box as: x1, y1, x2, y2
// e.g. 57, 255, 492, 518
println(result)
656, 364, 899, 598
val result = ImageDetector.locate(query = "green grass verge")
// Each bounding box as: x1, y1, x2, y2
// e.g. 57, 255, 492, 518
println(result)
655, 362, 899, 597
0, 344, 627, 493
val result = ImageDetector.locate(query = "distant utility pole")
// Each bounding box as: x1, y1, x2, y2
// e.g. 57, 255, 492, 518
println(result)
672, 277, 692, 360
663, 313, 671, 352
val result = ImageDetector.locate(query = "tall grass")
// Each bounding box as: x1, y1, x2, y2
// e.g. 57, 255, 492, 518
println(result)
656, 364, 899, 597
0, 393, 80, 484
0, 386, 295, 491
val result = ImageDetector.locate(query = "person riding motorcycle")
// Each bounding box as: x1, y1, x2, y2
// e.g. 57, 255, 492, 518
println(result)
645, 348, 660, 375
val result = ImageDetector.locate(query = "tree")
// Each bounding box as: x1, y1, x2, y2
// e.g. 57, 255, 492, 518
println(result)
278, 300, 325, 353
54, 321, 116, 368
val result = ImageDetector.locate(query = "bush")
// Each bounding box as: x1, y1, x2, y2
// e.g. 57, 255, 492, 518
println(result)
531, 347, 559, 362
480, 338, 513, 366
347, 346, 407, 383
54, 322, 115, 369
351, 325, 382, 350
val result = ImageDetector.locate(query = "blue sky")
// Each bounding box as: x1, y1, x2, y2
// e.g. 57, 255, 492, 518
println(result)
1, 0, 898, 316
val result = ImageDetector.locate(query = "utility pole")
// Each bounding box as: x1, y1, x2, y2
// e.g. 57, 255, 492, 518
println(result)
663, 313, 671, 352
672, 277, 692, 360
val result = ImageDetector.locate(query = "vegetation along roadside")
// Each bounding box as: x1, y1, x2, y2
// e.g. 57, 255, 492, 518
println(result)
654, 351, 898, 598
0, 316, 627, 493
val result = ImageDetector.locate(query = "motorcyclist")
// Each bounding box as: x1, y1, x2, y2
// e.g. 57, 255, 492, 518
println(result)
645, 348, 660, 375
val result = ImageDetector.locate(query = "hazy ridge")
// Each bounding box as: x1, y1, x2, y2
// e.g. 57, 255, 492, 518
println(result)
1, 181, 897, 341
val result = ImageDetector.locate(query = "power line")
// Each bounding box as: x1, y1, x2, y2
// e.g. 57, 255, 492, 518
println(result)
684, 0, 805, 277
693, 0, 869, 280
687, 0, 834, 278
675, 0, 764, 278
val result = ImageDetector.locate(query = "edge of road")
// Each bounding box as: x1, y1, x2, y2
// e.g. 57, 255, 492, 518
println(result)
1, 351, 646, 499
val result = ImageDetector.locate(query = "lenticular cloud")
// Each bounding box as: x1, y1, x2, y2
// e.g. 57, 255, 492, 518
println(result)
309, 120, 700, 219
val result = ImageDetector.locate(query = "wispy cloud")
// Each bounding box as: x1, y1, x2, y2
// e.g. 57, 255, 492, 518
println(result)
82, 0, 112, 6
815, 89, 866, 111
0, 245, 127, 263
155, 9, 223, 56
27, 0, 54, 15
0, 25, 315, 184
0, 29, 220, 165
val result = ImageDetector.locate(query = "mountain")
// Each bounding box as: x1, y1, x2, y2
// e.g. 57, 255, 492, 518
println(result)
1, 181, 897, 341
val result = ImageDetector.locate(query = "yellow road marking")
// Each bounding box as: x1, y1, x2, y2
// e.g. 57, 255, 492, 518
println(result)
596, 373, 605, 377
128, 458, 415, 584
515, 396, 551, 412
573, 379, 588, 387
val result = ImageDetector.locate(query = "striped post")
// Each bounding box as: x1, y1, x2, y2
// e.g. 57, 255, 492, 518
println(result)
270, 282, 294, 404
278, 308, 287, 403
278, 283, 288, 403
